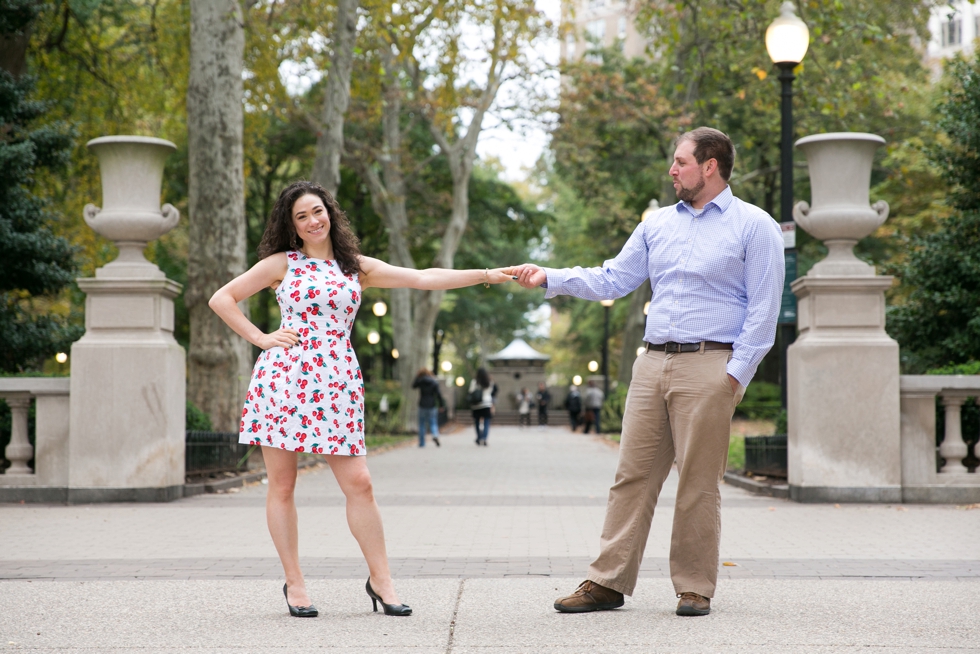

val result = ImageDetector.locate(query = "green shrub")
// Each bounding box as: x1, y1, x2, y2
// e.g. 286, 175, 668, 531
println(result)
735, 381, 781, 421
186, 401, 213, 431
600, 385, 629, 434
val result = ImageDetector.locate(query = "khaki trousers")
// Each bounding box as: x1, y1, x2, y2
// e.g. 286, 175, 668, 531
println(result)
587, 348, 744, 598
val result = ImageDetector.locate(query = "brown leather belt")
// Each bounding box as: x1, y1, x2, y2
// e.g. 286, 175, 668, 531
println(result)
645, 341, 733, 353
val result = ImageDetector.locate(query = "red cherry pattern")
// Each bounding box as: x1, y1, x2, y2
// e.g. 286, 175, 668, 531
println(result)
239, 251, 365, 456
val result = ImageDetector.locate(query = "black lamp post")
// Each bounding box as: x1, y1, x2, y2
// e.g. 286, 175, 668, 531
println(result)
766, 1, 810, 411
599, 299, 614, 398
372, 301, 388, 379
433, 329, 444, 376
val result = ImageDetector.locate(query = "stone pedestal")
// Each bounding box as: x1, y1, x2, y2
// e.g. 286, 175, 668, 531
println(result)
787, 132, 901, 503
68, 279, 185, 501
787, 276, 901, 502
66, 136, 186, 502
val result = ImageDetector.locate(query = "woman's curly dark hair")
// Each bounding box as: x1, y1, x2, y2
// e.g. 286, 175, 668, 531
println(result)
257, 180, 363, 276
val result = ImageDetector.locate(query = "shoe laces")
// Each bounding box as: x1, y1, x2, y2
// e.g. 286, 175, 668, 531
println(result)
678, 592, 705, 601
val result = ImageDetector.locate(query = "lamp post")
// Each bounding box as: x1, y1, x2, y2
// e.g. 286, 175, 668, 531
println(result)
766, 1, 809, 411
599, 299, 614, 397
372, 301, 388, 379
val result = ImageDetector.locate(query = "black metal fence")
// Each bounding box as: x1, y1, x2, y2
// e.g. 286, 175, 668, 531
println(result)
185, 431, 251, 476
744, 434, 787, 478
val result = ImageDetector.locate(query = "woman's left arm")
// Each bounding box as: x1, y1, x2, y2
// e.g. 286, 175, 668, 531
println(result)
359, 256, 515, 290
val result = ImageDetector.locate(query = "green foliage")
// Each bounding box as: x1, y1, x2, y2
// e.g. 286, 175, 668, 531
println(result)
887, 52, 980, 371
363, 381, 407, 435
185, 401, 213, 432
774, 409, 788, 436
735, 381, 782, 421
0, 2, 81, 372
927, 361, 980, 375
599, 384, 628, 434
727, 434, 745, 472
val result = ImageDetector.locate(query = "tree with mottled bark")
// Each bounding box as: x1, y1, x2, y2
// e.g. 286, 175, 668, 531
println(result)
310, 0, 359, 198
345, 0, 549, 425
186, 0, 250, 431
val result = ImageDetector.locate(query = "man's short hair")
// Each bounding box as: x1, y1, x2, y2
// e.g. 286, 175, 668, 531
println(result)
676, 127, 736, 181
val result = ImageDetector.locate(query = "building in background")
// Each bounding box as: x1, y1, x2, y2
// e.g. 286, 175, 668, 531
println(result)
926, 0, 978, 75
560, 0, 647, 61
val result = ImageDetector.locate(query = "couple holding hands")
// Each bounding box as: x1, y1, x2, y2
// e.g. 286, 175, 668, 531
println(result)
209, 127, 784, 619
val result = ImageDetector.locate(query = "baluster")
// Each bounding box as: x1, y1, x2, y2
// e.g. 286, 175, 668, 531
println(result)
3, 395, 34, 475
939, 394, 968, 473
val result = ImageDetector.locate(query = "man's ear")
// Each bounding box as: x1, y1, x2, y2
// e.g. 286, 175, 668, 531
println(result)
703, 158, 718, 178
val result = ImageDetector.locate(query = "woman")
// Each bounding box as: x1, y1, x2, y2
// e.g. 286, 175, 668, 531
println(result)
469, 367, 497, 446
209, 181, 514, 618
412, 368, 444, 447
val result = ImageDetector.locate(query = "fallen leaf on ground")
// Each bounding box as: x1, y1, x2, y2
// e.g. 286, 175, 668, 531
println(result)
722, 561, 738, 566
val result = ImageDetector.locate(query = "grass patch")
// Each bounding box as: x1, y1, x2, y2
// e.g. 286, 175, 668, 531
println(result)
727, 434, 745, 471
605, 433, 621, 443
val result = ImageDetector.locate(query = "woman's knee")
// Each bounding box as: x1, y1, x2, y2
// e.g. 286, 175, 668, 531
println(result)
342, 467, 375, 501
267, 474, 297, 501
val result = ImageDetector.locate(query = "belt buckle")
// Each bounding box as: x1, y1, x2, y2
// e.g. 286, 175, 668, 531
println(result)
664, 341, 680, 353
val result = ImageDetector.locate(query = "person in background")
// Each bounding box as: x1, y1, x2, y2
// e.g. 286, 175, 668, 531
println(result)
469, 367, 498, 446
583, 380, 605, 435
565, 385, 582, 432
412, 368, 444, 447
516, 387, 533, 428
536, 382, 551, 428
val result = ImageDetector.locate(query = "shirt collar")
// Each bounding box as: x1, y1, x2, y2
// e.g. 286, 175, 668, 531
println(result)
678, 185, 734, 216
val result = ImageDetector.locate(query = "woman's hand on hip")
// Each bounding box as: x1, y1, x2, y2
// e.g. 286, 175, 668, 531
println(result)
257, 327, 301, 351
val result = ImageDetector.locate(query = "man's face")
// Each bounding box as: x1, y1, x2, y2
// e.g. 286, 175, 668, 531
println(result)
669, 139, 706, 203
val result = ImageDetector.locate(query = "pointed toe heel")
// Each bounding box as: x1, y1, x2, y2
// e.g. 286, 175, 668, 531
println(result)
365, 579, 412, 616
283, 583, 319, 618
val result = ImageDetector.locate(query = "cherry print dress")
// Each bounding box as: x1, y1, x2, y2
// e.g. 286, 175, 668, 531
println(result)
239, 251, 366, 455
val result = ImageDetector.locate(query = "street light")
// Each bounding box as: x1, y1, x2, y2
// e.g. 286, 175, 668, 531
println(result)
572, 374, 583, 386
372, 301, 388, 379
455, 376, 465, 387
367, 331, 380, 344
588, 360, 599, 372
441, 360, 453, 373
640, 199, 660, 222
599, 298, 614, 397
767, 1, 809, 411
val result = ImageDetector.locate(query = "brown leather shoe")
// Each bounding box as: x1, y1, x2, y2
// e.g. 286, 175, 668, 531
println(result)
676, 591, 710, 616
554, 580, 624, 613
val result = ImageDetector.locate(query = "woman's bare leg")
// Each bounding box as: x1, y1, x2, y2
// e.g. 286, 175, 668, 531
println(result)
326, 455, 401, 604
263, 447, 312, 607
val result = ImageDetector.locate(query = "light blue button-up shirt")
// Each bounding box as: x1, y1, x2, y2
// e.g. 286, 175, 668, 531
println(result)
543, 186, 784, 387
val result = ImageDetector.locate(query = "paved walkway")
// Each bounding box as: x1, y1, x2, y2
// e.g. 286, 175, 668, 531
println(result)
1, 425, 978, 652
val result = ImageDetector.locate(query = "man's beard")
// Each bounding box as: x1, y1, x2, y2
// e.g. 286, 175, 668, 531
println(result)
676, 173, 705, 203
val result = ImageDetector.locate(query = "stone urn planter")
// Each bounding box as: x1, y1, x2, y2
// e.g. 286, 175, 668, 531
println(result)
83, 136, 179, 279
792, 133, 889, 276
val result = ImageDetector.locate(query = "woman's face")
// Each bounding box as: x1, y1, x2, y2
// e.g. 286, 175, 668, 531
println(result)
291, 193, 331, 247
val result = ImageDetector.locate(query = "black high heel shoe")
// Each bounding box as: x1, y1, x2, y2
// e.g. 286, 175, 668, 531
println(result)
365, 578, 412, 616
283, 583, 318, 618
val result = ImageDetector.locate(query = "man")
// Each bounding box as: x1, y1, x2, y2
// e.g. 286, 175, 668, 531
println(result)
535, 382, 551, 427
582, 380, 604, 434
514, 127, 783, 616
565, 385, 582, 431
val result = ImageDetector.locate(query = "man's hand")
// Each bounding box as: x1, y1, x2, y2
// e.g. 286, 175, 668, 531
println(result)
728, 374, 739, 393
512, 263, 547, 289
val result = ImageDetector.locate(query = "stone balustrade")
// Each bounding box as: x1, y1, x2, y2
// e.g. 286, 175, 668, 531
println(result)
0, 378, 70, 493
900, 375, 980, 503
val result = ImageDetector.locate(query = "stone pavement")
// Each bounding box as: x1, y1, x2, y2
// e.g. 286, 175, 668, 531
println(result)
1, 425, 978, 652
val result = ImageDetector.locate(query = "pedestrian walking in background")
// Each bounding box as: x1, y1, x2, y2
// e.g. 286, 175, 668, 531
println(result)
565, 385, 582, 431
516, 387, 533, 428
514, 127, 783, 617
209, 180, 516, 619
535, 382, 551, 427
412, 368, 444, 447
582, 380, 604, 434
469, 367, 498, 446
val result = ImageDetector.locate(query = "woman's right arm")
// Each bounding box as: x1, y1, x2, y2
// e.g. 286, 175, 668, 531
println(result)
208, 253, 299, 350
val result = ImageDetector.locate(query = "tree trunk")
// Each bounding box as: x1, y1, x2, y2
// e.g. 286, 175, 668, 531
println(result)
0, 1, 36, 78
310, 0, 358, 197
186, 0, 251, 432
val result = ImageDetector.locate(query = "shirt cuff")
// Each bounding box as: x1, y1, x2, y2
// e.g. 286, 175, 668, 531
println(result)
725, 356, 755, 388
543, 268, 566, 299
